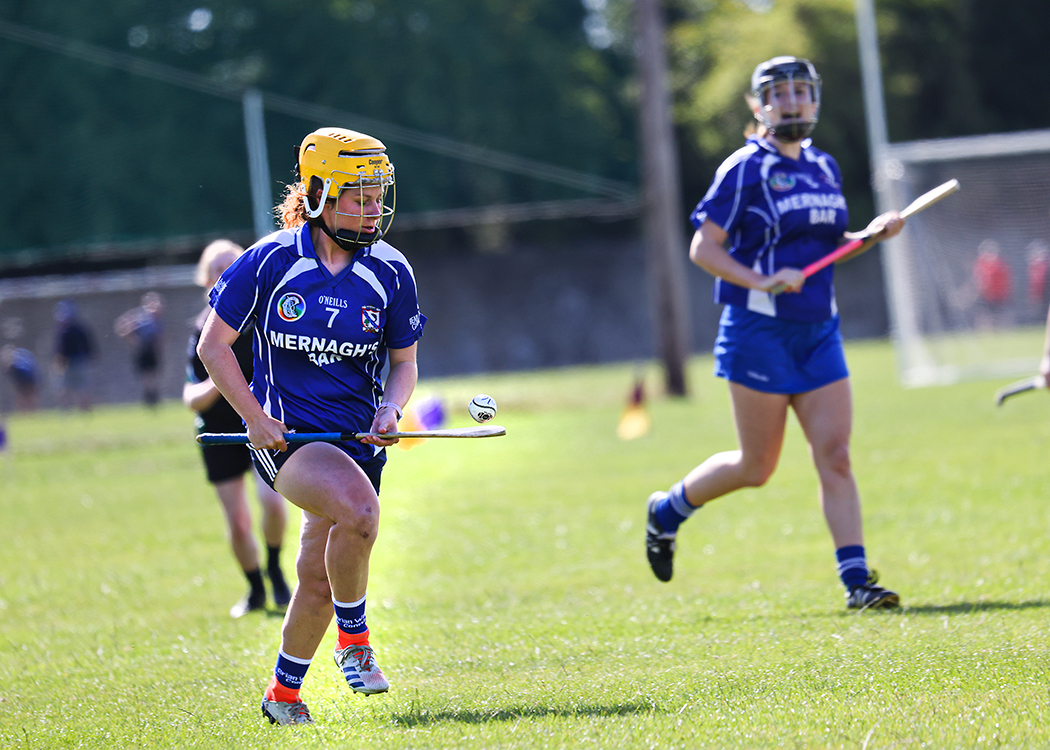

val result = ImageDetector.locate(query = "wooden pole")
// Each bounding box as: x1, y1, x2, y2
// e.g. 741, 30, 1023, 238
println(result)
635, 0, 690, 396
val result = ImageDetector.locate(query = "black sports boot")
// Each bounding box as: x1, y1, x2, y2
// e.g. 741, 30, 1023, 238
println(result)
846, 570, 900, 610
646, 492, 676, 582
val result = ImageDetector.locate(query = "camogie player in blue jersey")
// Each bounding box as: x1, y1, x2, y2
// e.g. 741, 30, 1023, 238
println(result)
645, 57, 905, 610
197, 127, 425, 725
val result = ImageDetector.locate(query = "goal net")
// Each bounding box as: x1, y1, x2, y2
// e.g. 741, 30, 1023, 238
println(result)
875, 129, 1050, 386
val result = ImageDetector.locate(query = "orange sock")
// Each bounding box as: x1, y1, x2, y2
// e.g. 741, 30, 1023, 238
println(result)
337, 627, 370, 651
264, 674, 300, 704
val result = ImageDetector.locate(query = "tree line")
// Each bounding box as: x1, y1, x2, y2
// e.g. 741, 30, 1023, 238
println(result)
0, 0, 1044, 268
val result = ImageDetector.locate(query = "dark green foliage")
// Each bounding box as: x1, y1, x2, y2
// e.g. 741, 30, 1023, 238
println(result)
2, 0, 1049, 265
0, 0, 636, 263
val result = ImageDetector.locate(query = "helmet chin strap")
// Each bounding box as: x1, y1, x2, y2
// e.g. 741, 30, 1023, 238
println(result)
313, 217, 382, 252
770, 121, 814, 143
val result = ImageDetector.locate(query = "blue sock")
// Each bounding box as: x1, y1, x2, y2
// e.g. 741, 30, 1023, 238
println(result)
653, 481, 698, 535
268, 649, 311, 702
836, 545, 869, 590
333, 595, 369, 649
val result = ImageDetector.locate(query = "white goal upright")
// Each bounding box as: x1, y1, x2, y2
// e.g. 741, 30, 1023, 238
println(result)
874, 129, 1050, 386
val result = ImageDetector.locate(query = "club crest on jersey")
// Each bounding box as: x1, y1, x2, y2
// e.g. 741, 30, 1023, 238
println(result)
362, 306, 381, 333
277, 293, 306, 322
769, 172, 796, 192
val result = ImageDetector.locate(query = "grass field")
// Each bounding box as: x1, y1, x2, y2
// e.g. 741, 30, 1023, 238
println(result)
2, 339, 1050, 748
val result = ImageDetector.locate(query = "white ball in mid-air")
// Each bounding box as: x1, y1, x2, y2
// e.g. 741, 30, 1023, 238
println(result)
468, 394, 497, 423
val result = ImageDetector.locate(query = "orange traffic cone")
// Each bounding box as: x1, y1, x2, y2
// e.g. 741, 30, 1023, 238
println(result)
616, 376, 650, 440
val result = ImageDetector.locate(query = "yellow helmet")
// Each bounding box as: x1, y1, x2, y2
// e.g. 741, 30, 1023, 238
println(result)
294, 127, 396, 248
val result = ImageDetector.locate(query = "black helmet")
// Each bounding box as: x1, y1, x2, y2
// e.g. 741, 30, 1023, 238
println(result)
750, 56, 822, 143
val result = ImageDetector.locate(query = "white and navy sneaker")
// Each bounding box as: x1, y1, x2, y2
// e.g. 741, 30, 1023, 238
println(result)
261, 699, 313, 725
334, 644, 389, 695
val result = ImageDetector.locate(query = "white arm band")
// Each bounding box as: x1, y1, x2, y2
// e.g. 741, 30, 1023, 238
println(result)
376, 401, 403, 421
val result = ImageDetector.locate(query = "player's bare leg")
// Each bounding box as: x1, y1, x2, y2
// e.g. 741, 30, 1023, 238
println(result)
793, 378, 898, 609
257, 473, 288, 552
259, 508, 335, 723
648, 384, 790, 581
792, 379, 861, 547
214, 475, 267, 617
215, 475, 260, 573
280, 510, 337, 658
683, 383, 791, 503
274, 444, 378, 639
274, 444, 389, 693
254, 469, 291, 606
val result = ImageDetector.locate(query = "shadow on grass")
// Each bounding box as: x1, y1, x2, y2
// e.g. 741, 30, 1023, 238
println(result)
391, 701, 652, 728
902, 599, 1050, 615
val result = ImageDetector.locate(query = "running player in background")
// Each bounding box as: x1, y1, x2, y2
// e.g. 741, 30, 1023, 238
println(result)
1, 345, 39, 411
53, 300, 96, 411
197, 128, 425, 725
644, 57, 905, 610
184, 239, 291, 619
1026, 240, 1050, 313
972, 239, 1012, 328
115, 291, 165, 407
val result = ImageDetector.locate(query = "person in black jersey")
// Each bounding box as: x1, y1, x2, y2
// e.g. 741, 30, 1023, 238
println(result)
184, 239, 292, 618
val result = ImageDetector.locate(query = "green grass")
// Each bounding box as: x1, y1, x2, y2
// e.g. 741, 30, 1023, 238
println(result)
3, 339, 1050, 748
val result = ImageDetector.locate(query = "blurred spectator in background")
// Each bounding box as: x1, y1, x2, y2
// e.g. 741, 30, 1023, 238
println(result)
53, 299, 96, 411
1026, 240, 1050, 315
973, 239, 1012, 328
116, 291, 165, 407
1, 344, 40, 412
184, 240, 291, 617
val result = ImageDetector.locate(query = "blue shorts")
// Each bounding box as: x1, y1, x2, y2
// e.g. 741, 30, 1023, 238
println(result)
713, 305, 848, 394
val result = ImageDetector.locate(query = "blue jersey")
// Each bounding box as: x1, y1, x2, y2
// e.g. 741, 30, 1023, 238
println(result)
209, 224, 426, 460
691, 136, 849, 322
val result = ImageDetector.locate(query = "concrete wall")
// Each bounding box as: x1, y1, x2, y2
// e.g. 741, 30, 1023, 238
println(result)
0, 236, 888, 411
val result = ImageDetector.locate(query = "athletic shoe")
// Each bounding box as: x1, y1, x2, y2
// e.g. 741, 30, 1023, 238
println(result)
334, 644, 389, 695
846, 570, 900, 610
261, 699, 313, 725
646, 491, 676, 582
229, 590, 266, 619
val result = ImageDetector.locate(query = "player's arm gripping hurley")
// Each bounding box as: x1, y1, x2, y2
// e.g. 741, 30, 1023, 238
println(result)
690, 219, 806, 295
770, 178, 960, 294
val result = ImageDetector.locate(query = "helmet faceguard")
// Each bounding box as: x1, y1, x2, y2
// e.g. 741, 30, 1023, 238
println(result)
750, 56, 822, 143
295, 127, 396, 252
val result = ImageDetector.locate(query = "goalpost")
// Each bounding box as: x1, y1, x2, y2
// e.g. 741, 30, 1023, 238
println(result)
874, 129, 1050, 386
